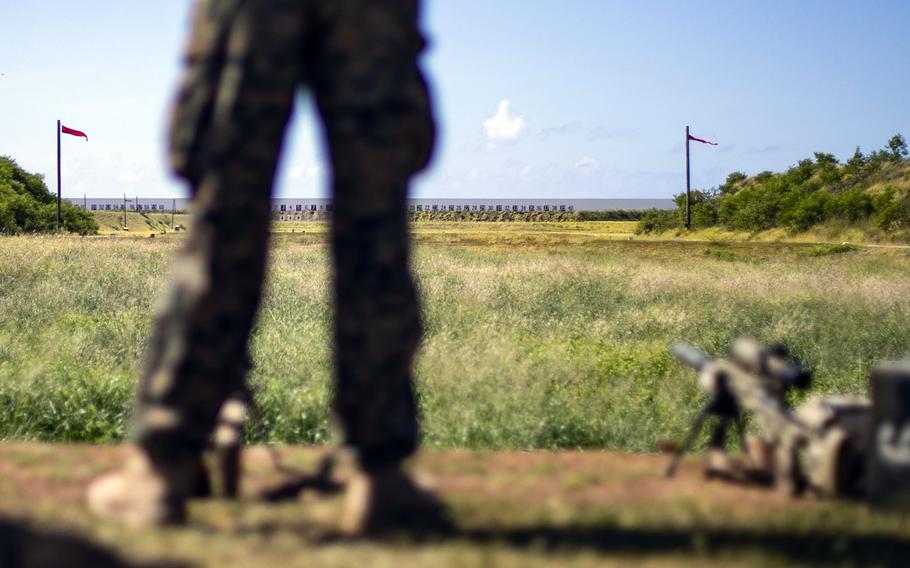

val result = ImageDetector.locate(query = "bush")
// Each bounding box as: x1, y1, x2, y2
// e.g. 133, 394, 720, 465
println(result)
873, 187, 910, 230
0, 156, 97, 235
782, 191, 834, 232
635, 210, 677, 234
719, 171, 747, 195
829, 189, 874, 223
703, 248, 737, 261
575, 210, 649, 221
718, 185, 778, 231
805, 243, 857, 257
690, 198, 719, 229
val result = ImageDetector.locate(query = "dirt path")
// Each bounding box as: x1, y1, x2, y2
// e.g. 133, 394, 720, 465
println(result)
0, 444, 906, 567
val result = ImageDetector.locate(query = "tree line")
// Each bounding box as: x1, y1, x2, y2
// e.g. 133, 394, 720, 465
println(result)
0, 156, 98, 235
637, 134, 909, 234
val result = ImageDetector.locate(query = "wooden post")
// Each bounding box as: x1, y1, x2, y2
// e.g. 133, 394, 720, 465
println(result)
123, 194, 127, 227
685, 125, 691, 230
56, 120, 62, 227
172, 198, 176, 228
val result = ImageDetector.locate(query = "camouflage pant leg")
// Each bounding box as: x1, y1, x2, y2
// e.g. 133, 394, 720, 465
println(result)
308, 0, 436, 468
135, 0, 299, 463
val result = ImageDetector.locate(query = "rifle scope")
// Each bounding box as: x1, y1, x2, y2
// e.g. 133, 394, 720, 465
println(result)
731, 338, 811, 390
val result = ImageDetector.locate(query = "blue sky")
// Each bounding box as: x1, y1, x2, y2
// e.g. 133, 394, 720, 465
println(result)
2, 1, 908, 199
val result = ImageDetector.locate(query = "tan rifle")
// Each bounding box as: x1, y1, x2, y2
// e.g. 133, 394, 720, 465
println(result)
665, 338, 869, 498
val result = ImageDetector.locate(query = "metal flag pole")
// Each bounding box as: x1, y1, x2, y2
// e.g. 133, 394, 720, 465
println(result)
685, 125, 692, 230
56, 120, 62, 227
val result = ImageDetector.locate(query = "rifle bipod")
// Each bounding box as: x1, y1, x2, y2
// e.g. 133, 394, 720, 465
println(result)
259, 452, 344, 502
664, 386, 744, 479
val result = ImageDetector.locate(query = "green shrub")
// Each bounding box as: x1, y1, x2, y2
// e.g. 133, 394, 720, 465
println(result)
575, 210, 650, 221
681, 191, 720, 229
0, 156, 98, 235
703, 248, 737, 261
873, 187, 910, 230
830, 189, 874, 223
635, 210, 677, 234
804, 243, 857, 257
782, 192, 833, 232
718, 185, 778, 231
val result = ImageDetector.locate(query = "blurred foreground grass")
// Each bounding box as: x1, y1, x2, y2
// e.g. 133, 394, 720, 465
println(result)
4, 443, 910, 568
0, 223, 909, 450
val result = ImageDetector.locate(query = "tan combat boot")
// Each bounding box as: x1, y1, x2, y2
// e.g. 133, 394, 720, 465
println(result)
340, 464, 452, 536
212, 397, 247, 499
704, 447, 737, 479
86, 447, 199, 527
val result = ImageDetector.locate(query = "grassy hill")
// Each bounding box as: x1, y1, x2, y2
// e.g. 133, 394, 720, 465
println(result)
638, 135, 910, 242
91, 210, 191, 236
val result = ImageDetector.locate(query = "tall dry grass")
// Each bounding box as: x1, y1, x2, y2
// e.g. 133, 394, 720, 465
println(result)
1, 231, 908, 450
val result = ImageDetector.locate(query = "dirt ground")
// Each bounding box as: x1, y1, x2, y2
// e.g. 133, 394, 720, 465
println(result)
1, 444, 909, 567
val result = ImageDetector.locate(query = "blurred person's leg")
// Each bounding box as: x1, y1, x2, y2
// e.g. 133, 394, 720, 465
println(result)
88, 0, 299, 526
308, 0, 444, 533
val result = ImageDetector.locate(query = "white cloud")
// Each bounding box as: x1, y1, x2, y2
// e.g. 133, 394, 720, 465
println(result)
483, 99, 528, 144
575, 156, 601, 172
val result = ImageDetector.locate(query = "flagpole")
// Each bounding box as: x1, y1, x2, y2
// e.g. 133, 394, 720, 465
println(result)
685, 125, 691, 230
56, 119, 62, 228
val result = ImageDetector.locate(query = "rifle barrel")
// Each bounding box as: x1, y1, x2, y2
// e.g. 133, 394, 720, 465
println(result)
670, 342, 709, 370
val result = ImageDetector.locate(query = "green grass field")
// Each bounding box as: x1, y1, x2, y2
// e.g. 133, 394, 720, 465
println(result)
1, 221, 908, 451
3, 221, 910, 567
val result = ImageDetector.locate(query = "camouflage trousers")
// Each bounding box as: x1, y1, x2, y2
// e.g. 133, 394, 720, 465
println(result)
135, 0, 434, 469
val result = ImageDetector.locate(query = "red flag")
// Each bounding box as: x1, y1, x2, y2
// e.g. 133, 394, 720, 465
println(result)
61, 125, 88, 141
688, 134, 717, 146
